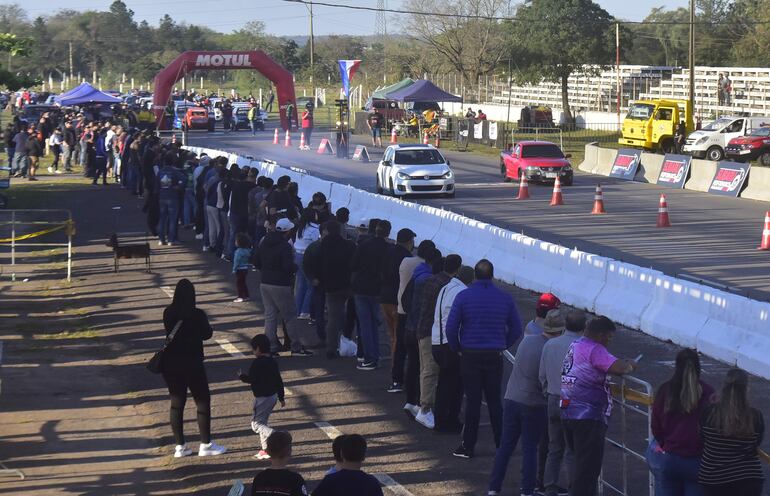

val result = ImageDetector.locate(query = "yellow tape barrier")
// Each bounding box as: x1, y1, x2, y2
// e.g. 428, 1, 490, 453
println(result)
0, 220, 75, 243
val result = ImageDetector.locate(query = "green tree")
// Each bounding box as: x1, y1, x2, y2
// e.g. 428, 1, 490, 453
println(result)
511, 0, 615, 123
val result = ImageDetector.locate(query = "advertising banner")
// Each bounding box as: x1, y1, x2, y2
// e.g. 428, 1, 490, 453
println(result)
489, 122, 498, 140
610, 148, 641, 180
708, 161, 750, 197
657, 154, 691, 188
473, 122, 483, 140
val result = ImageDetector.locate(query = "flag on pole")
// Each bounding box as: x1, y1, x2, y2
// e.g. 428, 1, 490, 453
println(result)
338, 60, 362, 98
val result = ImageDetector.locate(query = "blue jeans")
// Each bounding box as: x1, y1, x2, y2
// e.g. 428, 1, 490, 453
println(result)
12, 153, 27, 175
250, 120, 258, 135
353, 295, 381, 364
7, 145, 14, 166
157, 197, 180, 243
646, 439, 704, 496
183, 189, 196, 226
294, 252, 312, 315
488, 400, 547, 494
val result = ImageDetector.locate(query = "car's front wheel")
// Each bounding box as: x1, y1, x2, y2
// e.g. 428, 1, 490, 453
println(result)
500, 160, 510, 182
760, 151, 770, 167
376, 175, 383, 194
707, 146, 724, 162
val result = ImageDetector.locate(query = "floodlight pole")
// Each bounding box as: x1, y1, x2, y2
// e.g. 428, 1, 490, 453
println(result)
688, 0, 695, 117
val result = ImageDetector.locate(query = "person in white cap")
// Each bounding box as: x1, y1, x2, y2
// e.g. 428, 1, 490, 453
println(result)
253, 216, 312, 356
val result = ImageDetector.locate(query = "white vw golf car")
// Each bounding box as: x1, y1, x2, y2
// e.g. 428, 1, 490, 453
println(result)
375, 144, 455, 198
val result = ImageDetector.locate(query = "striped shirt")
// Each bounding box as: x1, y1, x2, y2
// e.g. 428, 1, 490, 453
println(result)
698, 405, 765, 485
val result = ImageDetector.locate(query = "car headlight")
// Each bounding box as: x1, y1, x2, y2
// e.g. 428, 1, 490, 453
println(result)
442, 170, 453, 179
526, 166, 538, 171
397, 172, 411, 180
696, 136, 708, 145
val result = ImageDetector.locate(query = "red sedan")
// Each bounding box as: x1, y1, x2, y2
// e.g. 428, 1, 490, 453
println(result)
500, 140, 574, 185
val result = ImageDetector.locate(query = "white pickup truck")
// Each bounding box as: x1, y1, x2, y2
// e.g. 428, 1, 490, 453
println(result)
683, 116, 770, 161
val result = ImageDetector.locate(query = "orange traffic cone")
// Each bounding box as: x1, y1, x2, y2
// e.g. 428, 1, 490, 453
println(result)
284, 129, 291, 148
591, 184, 606, 214
515, 174, 530, 200
657, 194, 672, 227
273, 128, 279, 145
299, 131, 306, 150
434, 134, 441, 148
423, 132, 429, 145
390, 127, 398, 144
758, 212, 770, 250
549, 176, 564, 206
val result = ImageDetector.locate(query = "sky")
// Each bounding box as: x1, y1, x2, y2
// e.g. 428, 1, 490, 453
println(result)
22, 0, 690, 36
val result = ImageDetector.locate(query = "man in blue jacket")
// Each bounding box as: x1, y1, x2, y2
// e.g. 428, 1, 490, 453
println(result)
445, 259, 522, 459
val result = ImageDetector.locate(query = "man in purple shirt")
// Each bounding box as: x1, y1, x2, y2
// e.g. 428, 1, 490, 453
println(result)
560, 316, 637, 496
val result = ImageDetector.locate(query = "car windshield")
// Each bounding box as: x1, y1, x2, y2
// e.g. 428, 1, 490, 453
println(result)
750, 126, 770, 137
395, 149, 445, 165
521, 144, 564, 158
626, 103, 656, 120
702, 117, 734, 131
191, 110, 206, 117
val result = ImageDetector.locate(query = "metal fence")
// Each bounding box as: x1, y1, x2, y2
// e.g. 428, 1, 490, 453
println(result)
0, 209, 74, 282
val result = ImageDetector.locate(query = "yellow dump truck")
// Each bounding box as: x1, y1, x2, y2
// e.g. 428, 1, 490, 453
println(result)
619, 99, 694, 153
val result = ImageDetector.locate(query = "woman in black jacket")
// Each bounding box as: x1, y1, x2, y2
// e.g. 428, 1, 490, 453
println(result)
161, 279, 227, 458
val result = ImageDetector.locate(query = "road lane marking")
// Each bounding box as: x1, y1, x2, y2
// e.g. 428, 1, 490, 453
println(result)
216, 338, 246, 358
160, 286, 174, 298
314, 421, 343, 439
373, 474, 415, 496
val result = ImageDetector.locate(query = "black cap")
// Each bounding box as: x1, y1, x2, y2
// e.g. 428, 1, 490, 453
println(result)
396, 228, 416, 243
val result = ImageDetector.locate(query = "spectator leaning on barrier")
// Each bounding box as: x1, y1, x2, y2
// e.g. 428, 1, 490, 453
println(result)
414, 253, 462, 430
488, 309, 564, 496
318, 220, 356, 359
560, 316, 637, 496
646, 349, 714, 496
698, 368, 765, 496
431, 265, 473, 434
397, 240, 432, 386
254, 217, 312, 357
380, 228, 417, 393
446, 259, 523, 459
538, 309, 586, 496
349, 220, 392, 371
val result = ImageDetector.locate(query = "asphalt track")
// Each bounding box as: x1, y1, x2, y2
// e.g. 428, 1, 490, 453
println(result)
189, 128, 770, 301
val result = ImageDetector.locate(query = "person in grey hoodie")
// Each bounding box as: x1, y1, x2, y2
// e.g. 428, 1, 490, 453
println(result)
538, 309, 586, 496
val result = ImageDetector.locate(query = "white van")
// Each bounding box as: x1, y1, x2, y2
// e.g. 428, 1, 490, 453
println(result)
683, 116, 770, 161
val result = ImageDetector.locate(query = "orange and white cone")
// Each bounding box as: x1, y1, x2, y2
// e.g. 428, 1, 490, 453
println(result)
299, 131, 306, 150
434, 134, 441, 148
549, 176, 564, 206
284, 129, 291, 148
657, 194, 671, 227
423, 132, 429, 145
515, 174, 530, 200
758, 212, 770, 250
390, 127, 398, 144
273, 128, 279, 145
591, 184, 606, 214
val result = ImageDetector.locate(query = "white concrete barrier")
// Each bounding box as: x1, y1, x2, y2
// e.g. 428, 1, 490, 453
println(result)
684, 158, 718, 192
594, 261, 661, 330
485, 227, 529, 285
515, 241, 570, 295
432, 209, 467, 253
329, 183, 353, 211
299, 174, 333, 201
696, 291, 744, 367
735, 300, 770, 378
458, 218, 493, 263
639, 275, 712, 349
414, 205, 444, 242
578, 143, 600, 174
554, 251, 610, 312
637, 152, 664, 184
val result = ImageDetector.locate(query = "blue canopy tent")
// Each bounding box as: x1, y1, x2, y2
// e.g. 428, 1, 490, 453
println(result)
386, 79, 462, 102
54, 82, 121, 106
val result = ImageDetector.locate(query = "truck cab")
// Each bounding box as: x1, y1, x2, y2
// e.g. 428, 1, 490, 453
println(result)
683, 116, 770, 161
619, 99, 694, 153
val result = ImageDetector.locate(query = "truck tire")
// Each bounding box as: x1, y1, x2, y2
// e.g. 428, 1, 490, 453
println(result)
706, 146, 724, 162
760, 152, 770, 167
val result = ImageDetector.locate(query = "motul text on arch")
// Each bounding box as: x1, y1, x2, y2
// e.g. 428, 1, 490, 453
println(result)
195, 54, 251, 67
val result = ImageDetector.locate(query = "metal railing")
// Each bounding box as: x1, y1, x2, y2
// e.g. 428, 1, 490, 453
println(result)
0, 209, 74, 282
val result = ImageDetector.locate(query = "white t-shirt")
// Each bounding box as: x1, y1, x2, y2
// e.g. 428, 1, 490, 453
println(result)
431, 277, 467, 345
294, 223, 320, 254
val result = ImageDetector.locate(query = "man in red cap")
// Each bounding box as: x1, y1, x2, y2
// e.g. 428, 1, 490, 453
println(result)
526, 293, 561, 337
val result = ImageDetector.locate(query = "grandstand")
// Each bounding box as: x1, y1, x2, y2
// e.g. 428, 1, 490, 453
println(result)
489, 65, 770, 120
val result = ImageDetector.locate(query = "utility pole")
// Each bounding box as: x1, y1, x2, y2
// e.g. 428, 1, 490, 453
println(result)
616, 22, 621, 123
688, 0, 695, 118
69, 41, 73, 80
309, 1, 315, 106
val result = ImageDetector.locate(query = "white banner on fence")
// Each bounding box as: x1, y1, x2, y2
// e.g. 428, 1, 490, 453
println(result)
489, 122, 498, 140
474, 122, 483, 139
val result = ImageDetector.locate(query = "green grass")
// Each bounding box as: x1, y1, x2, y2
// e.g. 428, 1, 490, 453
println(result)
3, 177, 90, 209
34, 328, 99, 340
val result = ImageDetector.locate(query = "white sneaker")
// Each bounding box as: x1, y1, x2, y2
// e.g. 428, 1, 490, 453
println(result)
415, 409, 435, 429
254, 449, 271, 460
54, 170, 62, 174
233, 297, 244, 303
202, 245, 210, 252
158, 240, 166, 246
195, 233, 203, 240
47, 167, 53, 173
297, 313, 311, 320
198, 441, 227, 456
174, 444, 192, 458
403, 403, 420, 419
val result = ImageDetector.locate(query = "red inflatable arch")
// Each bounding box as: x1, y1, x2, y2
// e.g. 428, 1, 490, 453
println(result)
152, 50, 297, 131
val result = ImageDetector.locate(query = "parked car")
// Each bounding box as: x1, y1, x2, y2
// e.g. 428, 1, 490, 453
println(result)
376, 144, 455, 198
233, 106, 267, 131
500, 140, 573, 185
182, 106, 215, 132
725, 126, 770, 165
684, 116, 770, 161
